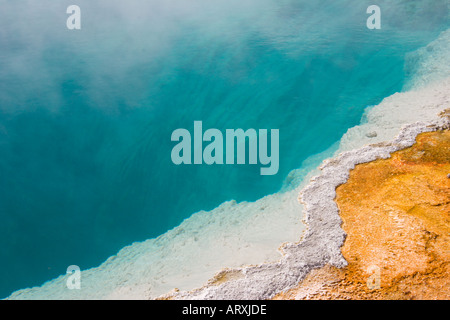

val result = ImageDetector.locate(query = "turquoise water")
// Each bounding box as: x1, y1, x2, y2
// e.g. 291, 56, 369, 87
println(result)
0, 0, 448, 298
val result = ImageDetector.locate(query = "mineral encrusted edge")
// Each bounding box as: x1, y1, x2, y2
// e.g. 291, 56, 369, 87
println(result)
164, 115, 450, 300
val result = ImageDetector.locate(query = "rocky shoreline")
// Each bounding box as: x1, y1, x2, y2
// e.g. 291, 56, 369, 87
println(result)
275, 127, 450, 300
163, 108, 449, 299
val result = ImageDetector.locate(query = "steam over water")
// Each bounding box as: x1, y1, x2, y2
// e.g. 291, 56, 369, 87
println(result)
0, 0, 448, 298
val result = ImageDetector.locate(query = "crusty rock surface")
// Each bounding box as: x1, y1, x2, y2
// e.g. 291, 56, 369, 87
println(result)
275, 129, 450, 300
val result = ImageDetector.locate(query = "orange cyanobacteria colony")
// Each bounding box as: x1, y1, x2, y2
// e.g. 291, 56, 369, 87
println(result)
275, 130, 450, 300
